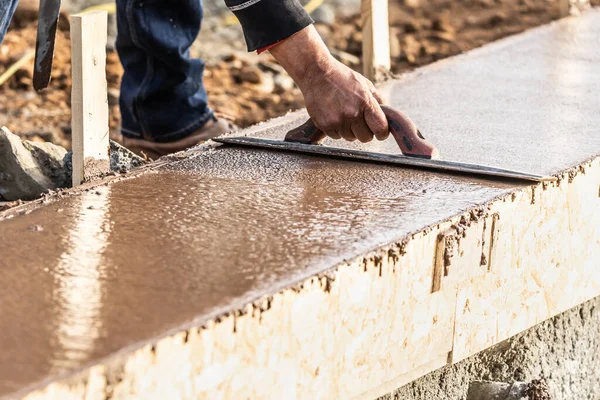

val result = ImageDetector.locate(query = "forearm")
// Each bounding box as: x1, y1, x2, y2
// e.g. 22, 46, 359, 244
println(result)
269, 25, 333, 91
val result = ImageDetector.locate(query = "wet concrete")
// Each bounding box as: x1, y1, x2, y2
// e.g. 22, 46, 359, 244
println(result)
1, 10, 600, 398
0, 169, 513, 397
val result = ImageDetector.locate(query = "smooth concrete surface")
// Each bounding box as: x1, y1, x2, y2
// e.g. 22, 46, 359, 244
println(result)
241, 13, 600, 176
1, 10, 600, 399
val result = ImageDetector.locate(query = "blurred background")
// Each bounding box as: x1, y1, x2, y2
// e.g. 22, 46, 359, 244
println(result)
0, 0, 597, 150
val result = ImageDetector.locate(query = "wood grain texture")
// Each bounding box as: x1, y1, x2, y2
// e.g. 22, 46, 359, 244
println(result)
70, 11, 110, 187
360, 0, 391, 81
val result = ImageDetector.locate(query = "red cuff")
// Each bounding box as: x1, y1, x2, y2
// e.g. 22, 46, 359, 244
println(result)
257, 39, 285, 54
256, 27, 309, 54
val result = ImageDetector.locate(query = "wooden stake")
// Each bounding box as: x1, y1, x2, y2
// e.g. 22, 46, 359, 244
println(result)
71, 10, 110, 187
361, 0, 391, 81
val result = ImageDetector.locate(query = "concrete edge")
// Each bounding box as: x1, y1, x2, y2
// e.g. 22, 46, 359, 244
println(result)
7, 156, 599, 399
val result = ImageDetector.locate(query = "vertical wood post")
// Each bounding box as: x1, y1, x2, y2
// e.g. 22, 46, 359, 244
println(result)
361, 0, 391, 81
71, 10, 110, 187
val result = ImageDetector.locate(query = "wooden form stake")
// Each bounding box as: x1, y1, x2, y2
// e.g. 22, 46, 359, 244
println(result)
71, 11, 110, 187
361, 0, 391, 81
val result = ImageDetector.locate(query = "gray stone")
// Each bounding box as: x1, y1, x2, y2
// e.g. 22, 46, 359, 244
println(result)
63, 139, 147, 180
273, 73, 296, 93
107, 88, 120, 106
0, 127, 68, 201
314, 23, 332, 46
310, 5, 335, 26
108, 139, 147, 172
389, 28, 402, 59
1, 127, 146, 201
466, 381, 530, 400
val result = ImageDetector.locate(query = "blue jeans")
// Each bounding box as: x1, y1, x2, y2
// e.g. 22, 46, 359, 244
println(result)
0, 0, 212, 142
0, 0, 18, 44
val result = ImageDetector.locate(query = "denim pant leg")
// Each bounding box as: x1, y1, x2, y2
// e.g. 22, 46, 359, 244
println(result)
0, 0, 19, 44
115, 0, 212, 142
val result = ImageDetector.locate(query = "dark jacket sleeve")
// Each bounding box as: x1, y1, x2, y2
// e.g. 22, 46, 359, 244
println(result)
224, 0, 314, 51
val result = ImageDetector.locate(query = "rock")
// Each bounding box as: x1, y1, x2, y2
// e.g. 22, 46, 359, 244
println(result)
236, 65, 262, 84
232, 64, 276, 93
258, 60, 286, 75
388, 3, 414, 25
389, 28, 402, 59
476, 0, 495, 8
466, 381, 530, 400
314, 23, 332, 47
430, 30, 456, 43
108, 140, 147, 172
63, 140, 147, 179
488, 12, 507, 27
0, 126, 146, 201
256, 72, 275, 94
432, 14, 456, 34
310, 5, 335, 26
107, 88, 120, 106
330, 48, 361, 66
328, 0, 360, 19
403, 0, 421, 8
402, 35, 422, 64
345, 31, 363, 54
28, 141, 71, 187
403, 21, 419, 33
273, 73, 295, 93
0, 127, 68, 201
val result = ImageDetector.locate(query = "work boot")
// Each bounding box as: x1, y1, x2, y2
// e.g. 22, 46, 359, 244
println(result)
120, 115, 236, 160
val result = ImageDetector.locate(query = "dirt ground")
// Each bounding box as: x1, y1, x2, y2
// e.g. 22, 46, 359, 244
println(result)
0, 0, 597, 151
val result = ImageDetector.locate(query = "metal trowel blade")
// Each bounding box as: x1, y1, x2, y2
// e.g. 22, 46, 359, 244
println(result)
213, 136, 556, 183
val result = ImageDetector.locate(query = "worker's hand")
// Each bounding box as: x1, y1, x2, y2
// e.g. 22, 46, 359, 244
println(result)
269, 26, 389, 143
300, 59, 388, 142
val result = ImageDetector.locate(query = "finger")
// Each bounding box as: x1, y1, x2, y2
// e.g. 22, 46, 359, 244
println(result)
351, 115, 374, 143
371, 90, 384, 105
313, 119, 341, 140
339, 128, 357, 141
339, 115, 357, 142
324, 129, 342, 140
364, 97, 389, 141
364, 79, 384, 104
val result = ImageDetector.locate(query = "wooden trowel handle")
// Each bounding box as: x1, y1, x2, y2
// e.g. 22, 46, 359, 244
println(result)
284, 105, 440, 159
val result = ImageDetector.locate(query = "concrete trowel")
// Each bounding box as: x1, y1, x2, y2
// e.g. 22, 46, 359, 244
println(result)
214, 105, 555, 183
33, 0, 62, 91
